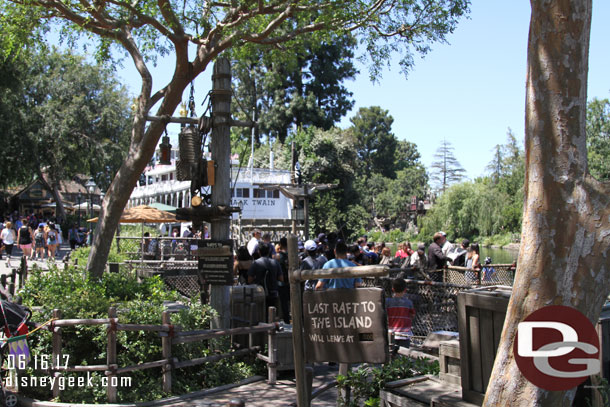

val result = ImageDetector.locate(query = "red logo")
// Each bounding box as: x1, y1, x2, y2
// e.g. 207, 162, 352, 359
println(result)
514, 305, 600, 391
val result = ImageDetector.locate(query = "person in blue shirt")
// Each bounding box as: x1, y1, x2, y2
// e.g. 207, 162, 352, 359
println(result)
315, 241, 362, 290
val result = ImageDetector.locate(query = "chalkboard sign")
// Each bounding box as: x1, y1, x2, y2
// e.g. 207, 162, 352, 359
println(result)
197, 240, 234, 285
303, 288, 388, 364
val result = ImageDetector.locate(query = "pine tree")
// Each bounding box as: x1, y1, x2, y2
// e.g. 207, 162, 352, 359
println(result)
430, 139, 465, 192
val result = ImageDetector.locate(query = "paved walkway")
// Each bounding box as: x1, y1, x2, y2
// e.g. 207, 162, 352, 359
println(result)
157, 365, 339, 407
0, 242, 71, 276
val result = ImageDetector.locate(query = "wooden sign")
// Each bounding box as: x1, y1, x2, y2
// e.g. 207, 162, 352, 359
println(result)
197, 240, 234, 285
303, 288, 388, 364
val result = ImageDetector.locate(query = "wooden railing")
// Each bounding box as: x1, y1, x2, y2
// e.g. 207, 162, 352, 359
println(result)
43, 306, 281, 403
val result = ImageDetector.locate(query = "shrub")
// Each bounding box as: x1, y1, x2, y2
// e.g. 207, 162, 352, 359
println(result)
18, 265, 259, 403
336, 356, 439, 407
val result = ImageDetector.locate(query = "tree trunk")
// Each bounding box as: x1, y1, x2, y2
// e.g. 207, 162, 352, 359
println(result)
484, 1, 610, 405
86, 78, 190, 278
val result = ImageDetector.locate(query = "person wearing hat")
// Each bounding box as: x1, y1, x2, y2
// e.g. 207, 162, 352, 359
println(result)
302, 239, 327, 290
408, 244, 428, 275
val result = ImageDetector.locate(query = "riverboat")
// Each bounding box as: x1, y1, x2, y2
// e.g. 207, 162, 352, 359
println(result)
128, 151, 298, 241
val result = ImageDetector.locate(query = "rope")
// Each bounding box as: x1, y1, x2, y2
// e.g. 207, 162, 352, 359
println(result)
0, 317, 57, 342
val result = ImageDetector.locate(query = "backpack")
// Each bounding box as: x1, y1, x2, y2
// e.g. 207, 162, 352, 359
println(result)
34, 231, 44, 246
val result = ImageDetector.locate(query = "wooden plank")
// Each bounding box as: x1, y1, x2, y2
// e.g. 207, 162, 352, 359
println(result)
457, 293, 471, 402
468, 306, 483, 393
462, 292, 510, 313
297, 265, 388, 281
161, 311, 172, 393
479, 308, 494, 389
492, 311, 506, 354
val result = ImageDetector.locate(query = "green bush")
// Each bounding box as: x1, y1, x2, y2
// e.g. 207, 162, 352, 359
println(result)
336, 356, 439, 407
18, 265, 260, 403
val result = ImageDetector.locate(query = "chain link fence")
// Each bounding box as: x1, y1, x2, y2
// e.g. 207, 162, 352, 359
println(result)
362, 265, 515, 347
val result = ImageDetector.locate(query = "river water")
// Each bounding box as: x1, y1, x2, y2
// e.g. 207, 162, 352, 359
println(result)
480, 246, 519, 264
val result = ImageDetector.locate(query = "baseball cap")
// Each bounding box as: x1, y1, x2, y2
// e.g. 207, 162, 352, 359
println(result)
438, 231, 447, 237
417, 244, 426, 251
317, 233, 327, 243
304, 240, 317, 252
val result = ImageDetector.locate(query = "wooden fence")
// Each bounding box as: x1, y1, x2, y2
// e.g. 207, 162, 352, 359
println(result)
40, 306, 281, 403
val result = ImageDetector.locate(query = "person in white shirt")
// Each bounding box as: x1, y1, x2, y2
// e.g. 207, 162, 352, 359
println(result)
247, 229, 261, 256
1, 222, 16, 267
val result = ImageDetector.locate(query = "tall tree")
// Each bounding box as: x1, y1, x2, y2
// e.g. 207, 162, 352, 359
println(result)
485, 1, 610, 406
430, 138, 465, 192
586, 98, 610, 181
231, 33, 357, 145
1, 0, 470, 277
350, 106, 399, 178
0, 49, 131, 218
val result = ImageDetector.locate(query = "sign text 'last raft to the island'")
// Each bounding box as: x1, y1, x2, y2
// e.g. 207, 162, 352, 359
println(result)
302, 288, 388, 364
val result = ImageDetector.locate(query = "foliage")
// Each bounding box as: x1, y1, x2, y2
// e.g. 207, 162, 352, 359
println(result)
586, 98, 610, 181
18, 266, 259, 403
350, 106, 399, 179
429, 138, 465, 193
419, 131, 524, 242
0, 48, 131, 192
336, 356, 439, 407
231, 33, 358, 145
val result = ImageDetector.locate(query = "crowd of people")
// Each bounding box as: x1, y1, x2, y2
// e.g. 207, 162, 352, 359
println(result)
232, 229, 499, 346
0, 211, 89, 266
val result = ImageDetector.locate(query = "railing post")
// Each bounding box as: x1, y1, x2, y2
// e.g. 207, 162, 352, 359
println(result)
107, 307, 117, 402
19, 256, 27, 288
51, 309, 62, 399
248, 302, 256, 349
288, 235, 309, 407
9, 269, 16, 296
267, 307, 277, 384
162, 311, 172, 393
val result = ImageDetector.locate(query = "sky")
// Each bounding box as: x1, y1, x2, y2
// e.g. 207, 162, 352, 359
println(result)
117, 1, 610, 180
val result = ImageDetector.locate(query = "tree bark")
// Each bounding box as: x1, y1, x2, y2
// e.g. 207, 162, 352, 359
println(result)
484, 1, 610, 405
86, 74, 193, 278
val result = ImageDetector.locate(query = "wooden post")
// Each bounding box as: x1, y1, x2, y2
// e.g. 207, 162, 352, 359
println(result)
338, 363, 351, 405
107, 307, 117, 402
268, 307, 277, 384
51, 309, 62, 399
19, 256, 27, 288
162, 310, 172, 393
209, 57, 232, 329
9, 269, 17, 295
305, 366, 314, 405
1, 274, 6, 288
303, 184, 309, 240
288, 235, 309, 407
248, 302, 256, 348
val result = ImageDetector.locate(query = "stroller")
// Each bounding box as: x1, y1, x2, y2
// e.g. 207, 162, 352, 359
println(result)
0, 295, 34, 407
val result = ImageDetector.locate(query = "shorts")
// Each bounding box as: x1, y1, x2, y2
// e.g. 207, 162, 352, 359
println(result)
4, 244, 13, 256
20, 244, 32, 250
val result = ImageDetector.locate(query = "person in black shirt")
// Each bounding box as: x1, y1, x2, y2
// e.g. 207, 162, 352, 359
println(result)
428, 232, 451, 281
247, 243, 283, 320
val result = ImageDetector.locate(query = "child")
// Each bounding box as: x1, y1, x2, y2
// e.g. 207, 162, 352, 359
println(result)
386, 277, 416, 348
